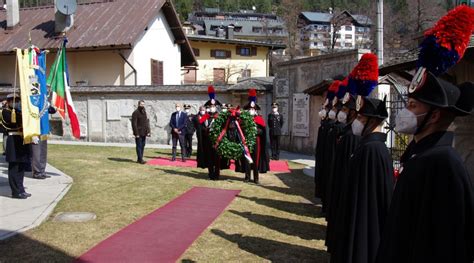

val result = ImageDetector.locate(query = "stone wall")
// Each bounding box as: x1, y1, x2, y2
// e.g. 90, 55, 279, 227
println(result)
273, 49, 365, 155
46, 85, 270, 145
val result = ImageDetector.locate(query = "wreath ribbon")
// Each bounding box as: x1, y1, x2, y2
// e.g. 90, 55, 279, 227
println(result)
214, 108, 253, 164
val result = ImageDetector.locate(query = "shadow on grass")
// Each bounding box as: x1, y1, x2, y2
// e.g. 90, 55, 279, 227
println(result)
211, 229, 329, 261
157, 168, 244, 182
259, 169, 318, 203
0, 233, 75, 262
107, 157, 137, 163
237, 195, 320, 218
229, 210, 326, 240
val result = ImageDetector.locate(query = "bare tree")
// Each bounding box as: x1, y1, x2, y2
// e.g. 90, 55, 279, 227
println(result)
279, 0, 304, 59
329, 11, 353, 52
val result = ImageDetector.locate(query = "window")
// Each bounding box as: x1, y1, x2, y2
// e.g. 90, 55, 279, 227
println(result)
345, 43, 353, 48
336, 34, 341, 39
345, 25, 352, 31
242, 69, 251, 78
318, 42, 323, 47
211, 49, 231, 59
236, 46, 257, 56
274, 27, 283, 34
234, 26, 243, 32
345, 34, 352, 39
192, 48, 200, 57
210, 25, 220, 31
151, 59, 163, 85
213, 68, 226, 84
252, 27, 262, 33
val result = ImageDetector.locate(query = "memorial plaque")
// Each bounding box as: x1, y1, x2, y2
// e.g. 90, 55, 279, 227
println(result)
292, 93, 310, 137
274, 78, 289, 98
106, 101, 121, 121
275, 98, 289, 136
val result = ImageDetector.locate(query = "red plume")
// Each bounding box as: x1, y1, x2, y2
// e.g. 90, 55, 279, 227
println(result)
328, 80, 341, 93
248, 89, 257, 97
208, 85, 215, 100
349, 53, 379, 81
425, 5, 474, 59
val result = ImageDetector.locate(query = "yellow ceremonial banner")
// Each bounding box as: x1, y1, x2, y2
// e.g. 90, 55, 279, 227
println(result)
16, 49, 41, 144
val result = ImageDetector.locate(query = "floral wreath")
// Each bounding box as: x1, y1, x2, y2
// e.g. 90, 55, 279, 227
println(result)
210, 108, 257, 161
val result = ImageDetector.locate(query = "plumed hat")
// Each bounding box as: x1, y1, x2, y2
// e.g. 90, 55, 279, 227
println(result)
204, 85, 222, 107
347, 53, 379, 97
409, 6, 474, 109
243, 89, 260, 110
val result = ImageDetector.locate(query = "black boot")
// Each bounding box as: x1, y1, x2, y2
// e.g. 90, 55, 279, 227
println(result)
254, 171, 259, 184
244, 171, 250, 182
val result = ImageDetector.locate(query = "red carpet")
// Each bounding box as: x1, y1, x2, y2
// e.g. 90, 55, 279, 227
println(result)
147, 157, 291, 173
76, 187, 240, 263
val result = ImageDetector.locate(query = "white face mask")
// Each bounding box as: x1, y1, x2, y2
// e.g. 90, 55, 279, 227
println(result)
222, 109, 228, 112
185, 109, 190, 113
351, 119, 365, 136
206, 108, 210, 112
319, 109, 327, 119
176, 107, 181, 112
249, 109, 256, 116
337, 111, 347, 124
272, 108, 278, 113
328, 110, 337, 120
395, 108, 427, 134
200, 110, 206, 115
210, 107, 217, 113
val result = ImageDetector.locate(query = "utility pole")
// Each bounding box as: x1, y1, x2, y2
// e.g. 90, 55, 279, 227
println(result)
376, 0, 384, 65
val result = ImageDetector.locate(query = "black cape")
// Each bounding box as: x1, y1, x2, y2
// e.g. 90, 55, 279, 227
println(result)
376, 131, 474, 263
325, 124, 361, 252
318, 119, 337, 210
194, 114, 209, 169
315, 119, 332, 198
323, 121, 346, 212
235, 116, 270, 173
331, 132, 394, 263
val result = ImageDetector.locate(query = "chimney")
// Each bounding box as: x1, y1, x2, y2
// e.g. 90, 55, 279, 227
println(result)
6, 0, 19, 29
226, 25, 234, 40
216, 26, 225, 38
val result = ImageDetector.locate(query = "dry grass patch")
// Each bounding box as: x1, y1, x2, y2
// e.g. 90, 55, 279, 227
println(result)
0, 145, 328, 262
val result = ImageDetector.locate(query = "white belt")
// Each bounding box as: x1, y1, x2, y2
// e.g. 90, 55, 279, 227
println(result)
8, 132, 22, 136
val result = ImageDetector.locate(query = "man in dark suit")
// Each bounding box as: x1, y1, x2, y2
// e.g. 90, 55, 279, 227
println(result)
183, 104, 195, 158
132, 100, 151, 164
169, 103, 187, 162
268, 102, 283, 160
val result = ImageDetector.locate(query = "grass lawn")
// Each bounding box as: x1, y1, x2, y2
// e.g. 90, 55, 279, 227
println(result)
0, 145, 328, 262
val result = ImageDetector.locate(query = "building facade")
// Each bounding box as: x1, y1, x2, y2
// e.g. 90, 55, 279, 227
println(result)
185, 35, 285, 84
0, 0, 197, 86
299, 11, 372, 56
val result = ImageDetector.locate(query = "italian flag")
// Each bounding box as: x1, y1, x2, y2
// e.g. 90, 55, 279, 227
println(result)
47, 40, 81, 139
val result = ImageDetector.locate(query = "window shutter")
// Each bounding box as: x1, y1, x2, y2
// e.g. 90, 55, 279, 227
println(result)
236, 46, 241, 55
193, 48, 200, 57
151, 59, 163, 85
210, 49, 216, 58
251, 47, 257, 56
226, 50, 231, 58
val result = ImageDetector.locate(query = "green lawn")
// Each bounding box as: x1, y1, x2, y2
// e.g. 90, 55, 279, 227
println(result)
0, 145, 328, 262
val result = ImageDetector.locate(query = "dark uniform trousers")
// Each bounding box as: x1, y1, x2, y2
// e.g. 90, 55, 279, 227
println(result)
270, 134, 280, 160
9, 162, 27, 196
172, 132, 186, 160
268, 113, 283, 160
31, 139, 48, 177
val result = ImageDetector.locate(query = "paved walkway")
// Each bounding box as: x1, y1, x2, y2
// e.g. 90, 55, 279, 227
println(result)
0, 157, 73, 240
0, 141, 314, 241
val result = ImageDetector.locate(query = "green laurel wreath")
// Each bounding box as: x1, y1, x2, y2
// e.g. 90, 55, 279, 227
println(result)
210, 110, 257, 160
